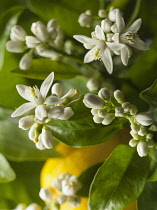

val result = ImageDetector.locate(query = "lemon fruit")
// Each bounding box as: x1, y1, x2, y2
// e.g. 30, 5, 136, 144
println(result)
40, 130, 136, 210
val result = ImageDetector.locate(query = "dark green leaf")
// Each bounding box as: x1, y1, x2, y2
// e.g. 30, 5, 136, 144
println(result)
12, 59, 80, 80
77, 163, 103, 197
0, 5, 25, 69
89, 145, 149, 210
48, 97, 125, 147
0, 107, 59, 161
137, 181, 157, 210
0, 153, 16, 183
148, 148, 157, 182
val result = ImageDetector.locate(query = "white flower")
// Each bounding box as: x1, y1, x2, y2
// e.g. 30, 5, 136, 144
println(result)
39, 188, 53, 201
11, 72, 62, 117
62, 175, 80, 196
18, 116, 34, 130
19, 53, 32, 70
25, 203, 42, 210
10, 25, 26, 42
31, 21, 49, 42
14, 204, 27, 210
6, 40, 25, 53
73, 25, 124, 74
39, 127, 53, 149
112, 10, 149, 65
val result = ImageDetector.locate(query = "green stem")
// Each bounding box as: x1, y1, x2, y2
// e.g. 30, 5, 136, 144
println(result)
125, 0, 142, 29
99, 0, 106, 9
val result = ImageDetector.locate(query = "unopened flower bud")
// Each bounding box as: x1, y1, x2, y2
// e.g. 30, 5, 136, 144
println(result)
149, 125, 157, 132
38, 49, 60, 60
130, 124, 140, 133
58, 107, 74, 120
101, 19, 112, 33
93, 115, 103, 123
19, 53, 32, 70
98, 9, 106, 18
47, 19, 58, 31
129, 139, 138, 147
137, 141, 148, 157
52, 83, 63, 97
40, 127, 53, 149
102, 113, 115, 125
28, 124, 36, 141
78, 13, 93, 27
35, 136, 46, 150
91, 109, 98, 115
14, 204, 27, 210
57, 195, 67, 205
25, 203, 42, 210
35, 105, 48, 121
115, 107, 124, 117
11, 25, 26, 41
130, 130, 139, 140
138, 127, 147, 136
98, 110, 107, 118
31, 21, 49, 42
48, 106, 64, 119
122, 102, 131, 112
148, 139, 155, 148
35, 44, 47, 54
106, 33, 114, 42
6, 40, 25, 53
19, 116, 34, 130
130, 108, 138, 115
39, 188, 53, 201
114, 90, 124, 103
98, 88, 110, 100
52, 178, 62, 191
146, 133, 153, 139
48, 28, 58, 40
26, 36, 41, 48
69, 197, 81, 207
111, 23, 118, 33
86, 78, 99, 91
83, 94, 105, 109
136, 112, 153, 126
108, 8, 120, 22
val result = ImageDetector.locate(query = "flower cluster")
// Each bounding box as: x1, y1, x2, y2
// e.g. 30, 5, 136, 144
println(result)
14, 203, 41, 210
6, 19, 64, 70
74, 7, 149, 74
39, 173, 81, 209
11, 72, 79, 150
83, 87, 155, 157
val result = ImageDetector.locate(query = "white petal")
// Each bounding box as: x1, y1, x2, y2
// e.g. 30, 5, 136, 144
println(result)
58, 107, 74, 120
95, 25, 105, 41
102, 48, 113, 74
35, 105, 48, 121
84, 48, 95, 63
40, 72, 54, 98
73, 35, 96, 44
127, 18, 142, 32
48, 106, 64, 119
44, 95, 62, 105
116, 10, 125, 33
51, 83, 63, 97
41, 128, 53, 149
129, 39, 150, 50
106, 42, 125, 51
121, 45, 130, 66
11, 102, 36, 117
16, 85, 31, 101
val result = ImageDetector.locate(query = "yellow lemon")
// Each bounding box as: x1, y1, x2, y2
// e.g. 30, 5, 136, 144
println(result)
40, 129, 136, 210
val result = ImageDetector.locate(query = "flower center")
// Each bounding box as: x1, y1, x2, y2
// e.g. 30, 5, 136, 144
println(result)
125, 32, 139, 44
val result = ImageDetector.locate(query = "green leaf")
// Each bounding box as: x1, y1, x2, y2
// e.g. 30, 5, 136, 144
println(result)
12, 58, 80, 80
0, 5, 25, 69
77, 163, 102, 197
48, 97, 125, 147
26, 0, 98, 36
148, 148, 157, 182
0, 153, 16, 183
0, 161, 45, 207
89, 145, 149, 210
0, 107, 59, 161
137, 181, 157, 210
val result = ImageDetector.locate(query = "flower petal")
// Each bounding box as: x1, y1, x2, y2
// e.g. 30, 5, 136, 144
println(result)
95, 25, 105, 41
102, 48, 113, 74
121, 45, 130, 66
16, 85, 31, 101
73, 35, 96, 44
127, 18, 142, 32
84, 48, 96, 63
11, 102, 36, 117
44, 95, 63, 105
116, 10, 125, 33
129, 39, 150, 50
35, 105, 48, 121
40, 72, 54, 98
106, 42, 125, 51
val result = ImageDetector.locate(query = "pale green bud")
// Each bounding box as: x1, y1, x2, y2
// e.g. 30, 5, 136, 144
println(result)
11, 25, 26, 41
98, 9, 107, 18
129, 139, 138, 147
122, 102, 131, 112
136, 112, 153, 126
137, 141, 148, 157
101, 19, 112, 33
83, 94, 105, 109
115, 107, 124, 117
19, 53, 32, 70
102, 113, 115, 125
98, 88, 110, 100
98, 110, 107, 118
93, 115, 103, 123
6, 40, 25, 53
86, 78, 99, 91
113, 90, 124, 103
31, 21, 49, 42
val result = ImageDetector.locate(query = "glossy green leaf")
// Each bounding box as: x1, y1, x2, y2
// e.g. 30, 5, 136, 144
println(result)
89, 145, 149, 210
77, 163, 102, 197
0, 161, 45, 207
0, 153, 16, 183
48, 97, 125, 147
26, 0, 98, 36
12, 58, 80, 80
137, 181, 157, 210
0, 107, 59, 161
0, 5, 25, 69
148, 148, 157, 182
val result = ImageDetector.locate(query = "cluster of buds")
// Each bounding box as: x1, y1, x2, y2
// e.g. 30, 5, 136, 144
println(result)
14, 203, 41, 210
11, 72, 79, 150
74, 7, 149, 74
83, 88, 155, 157
6, 19, 64, 70
39, 173, 81, 209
